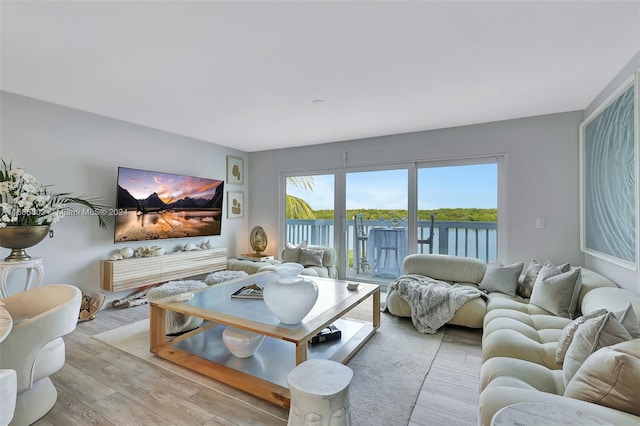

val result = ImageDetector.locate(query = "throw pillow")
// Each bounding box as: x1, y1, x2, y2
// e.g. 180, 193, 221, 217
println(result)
535, 261, 571, 285
555, 308, 607, 364
614, 304, 640, 338
282, 241, 307, 263
478, 260, 524, 297
530, 267, 582, 319
298, 248, 324, 267
516, 259, 542, 298
564, 339, 640, 417
562, 312, 633, 386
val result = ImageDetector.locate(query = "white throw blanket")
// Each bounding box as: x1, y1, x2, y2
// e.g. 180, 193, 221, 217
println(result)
386, 274, 488, 334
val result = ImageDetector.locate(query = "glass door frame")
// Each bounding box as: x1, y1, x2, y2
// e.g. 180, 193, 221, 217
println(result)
414, 155, 507, 261
280, 168, 344, 275
279, 154, 506, 281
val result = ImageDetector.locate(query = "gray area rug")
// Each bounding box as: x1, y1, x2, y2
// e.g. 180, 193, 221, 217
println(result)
93, 299, 443, 426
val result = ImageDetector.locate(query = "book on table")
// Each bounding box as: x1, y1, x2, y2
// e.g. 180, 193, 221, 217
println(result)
231, 284, 264, 299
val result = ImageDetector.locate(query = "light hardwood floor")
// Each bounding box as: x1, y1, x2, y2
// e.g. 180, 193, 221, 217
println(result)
35, 304, 482, 426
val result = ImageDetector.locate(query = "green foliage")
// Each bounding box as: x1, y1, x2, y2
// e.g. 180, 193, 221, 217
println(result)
285, 176, 317, 219
286, 195, 316, 219
309, 208, 497, 222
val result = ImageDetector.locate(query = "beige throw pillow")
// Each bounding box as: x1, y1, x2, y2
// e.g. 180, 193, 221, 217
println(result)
563, 312, 633, 386
556, 309, 608, 364
564, 339, 640, 416
282, 241, 307, 263
530, 267, 582, 319
479, 260, 524, 297
298, 248, 324, 267
516, 259, 542, 298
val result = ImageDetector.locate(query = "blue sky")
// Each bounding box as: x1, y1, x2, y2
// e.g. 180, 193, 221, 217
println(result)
287, 164, 497, 210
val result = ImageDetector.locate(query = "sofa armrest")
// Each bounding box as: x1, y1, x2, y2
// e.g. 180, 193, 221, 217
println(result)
479, 385, 640, 426
402, 254, 486, 283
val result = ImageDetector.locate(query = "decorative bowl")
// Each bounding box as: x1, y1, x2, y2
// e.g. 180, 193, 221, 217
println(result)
222, 326, 265, 358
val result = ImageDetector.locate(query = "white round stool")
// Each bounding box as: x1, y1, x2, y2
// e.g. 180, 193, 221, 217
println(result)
287, 359, 353, 426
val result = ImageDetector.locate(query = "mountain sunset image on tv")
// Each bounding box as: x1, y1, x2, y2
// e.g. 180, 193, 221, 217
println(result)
115, 167, 224, 243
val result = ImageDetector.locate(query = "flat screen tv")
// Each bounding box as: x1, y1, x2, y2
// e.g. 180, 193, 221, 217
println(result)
114, 167, 224, 243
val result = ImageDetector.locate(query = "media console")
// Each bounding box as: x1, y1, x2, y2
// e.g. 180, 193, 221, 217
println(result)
100, 248, 227, 292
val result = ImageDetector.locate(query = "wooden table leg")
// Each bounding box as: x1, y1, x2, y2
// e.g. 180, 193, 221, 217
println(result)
149, 304, 166, 352
295, 340, 308, 365
373, 289, 380, 329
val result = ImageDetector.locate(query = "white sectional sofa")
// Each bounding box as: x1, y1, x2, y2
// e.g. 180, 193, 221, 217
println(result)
227, 245, 338, 278
384, 254, 640, 425
479, 268, 640, 425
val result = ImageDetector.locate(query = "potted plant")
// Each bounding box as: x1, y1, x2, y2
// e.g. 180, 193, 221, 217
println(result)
0, 159, 110, 261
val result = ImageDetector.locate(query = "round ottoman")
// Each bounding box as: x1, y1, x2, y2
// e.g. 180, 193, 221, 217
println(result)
287, 359, 353, 426
146, 280, 207, 335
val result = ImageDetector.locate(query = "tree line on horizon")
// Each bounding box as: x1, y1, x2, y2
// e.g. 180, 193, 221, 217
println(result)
285, 177, 497, 222
307, 208, 497, 222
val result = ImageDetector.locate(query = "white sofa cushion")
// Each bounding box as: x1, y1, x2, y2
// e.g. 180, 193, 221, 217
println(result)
402, 254, 486, 284
563, 312, 632, 386
564, 339, 640, 417
482, 323, 566, 369
581, 287, 640, 321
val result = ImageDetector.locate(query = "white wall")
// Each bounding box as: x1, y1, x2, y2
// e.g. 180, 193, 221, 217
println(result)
249, 111, 585, 273
583, 51, 640, 294
0, 92, 248, 303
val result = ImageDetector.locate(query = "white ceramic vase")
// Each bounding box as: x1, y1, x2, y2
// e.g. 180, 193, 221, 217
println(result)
274, 263, 304, 277
263, 276, 319, 324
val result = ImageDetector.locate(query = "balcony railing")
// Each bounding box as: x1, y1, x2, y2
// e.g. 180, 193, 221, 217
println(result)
285, 219, 497, 263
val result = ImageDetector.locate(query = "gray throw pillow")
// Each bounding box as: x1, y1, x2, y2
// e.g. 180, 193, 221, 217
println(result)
535, 261, 571, 284
555, 308, 607, 364
298, 248, 324, 267
614, 304, 640, 338
479, 260, 524, 297
529, 267, 582, 319
562, 312, 632, 386
516, 259, 542, 298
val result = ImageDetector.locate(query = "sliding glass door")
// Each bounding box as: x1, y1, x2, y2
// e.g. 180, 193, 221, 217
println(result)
345, 169, 408, 284
416, 162, 498, 262
284, 174, 335, 247
280, 157, 502, 285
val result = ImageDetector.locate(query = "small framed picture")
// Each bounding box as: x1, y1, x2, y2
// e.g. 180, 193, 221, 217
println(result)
227, 191, 244, 219
227, 156, 244, 185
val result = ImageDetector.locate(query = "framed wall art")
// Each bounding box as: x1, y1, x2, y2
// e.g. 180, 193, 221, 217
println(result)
227, 191, 244, 219
227, 156, 244, 185
579, 75, 638, 269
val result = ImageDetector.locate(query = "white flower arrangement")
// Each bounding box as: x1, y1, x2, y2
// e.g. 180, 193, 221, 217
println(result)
0, 159, 110, 228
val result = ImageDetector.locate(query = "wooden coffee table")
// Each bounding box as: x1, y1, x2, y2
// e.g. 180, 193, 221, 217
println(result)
149, 272, 380, 408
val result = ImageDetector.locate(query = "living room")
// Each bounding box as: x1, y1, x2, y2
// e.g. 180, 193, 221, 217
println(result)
1, 1, 640, 425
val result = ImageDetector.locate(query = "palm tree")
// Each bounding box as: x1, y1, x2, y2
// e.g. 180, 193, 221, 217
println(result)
286, 176, 316, 219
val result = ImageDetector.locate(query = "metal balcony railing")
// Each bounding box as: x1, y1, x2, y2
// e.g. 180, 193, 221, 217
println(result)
285, 219, 497, 263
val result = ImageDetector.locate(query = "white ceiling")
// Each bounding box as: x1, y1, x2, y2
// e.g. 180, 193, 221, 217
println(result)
2, 1, 639, 152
